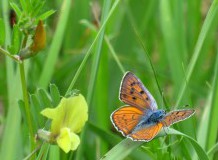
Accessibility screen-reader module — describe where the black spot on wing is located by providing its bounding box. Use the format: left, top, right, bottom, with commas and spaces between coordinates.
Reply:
140, 90, 145, 94
130, 82, 136, 86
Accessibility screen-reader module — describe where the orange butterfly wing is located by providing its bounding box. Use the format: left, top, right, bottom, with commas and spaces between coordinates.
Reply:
128, 122, 163, 141
111, 106, 144, 136
161, 109, 195, 127
120, 72, 157, 111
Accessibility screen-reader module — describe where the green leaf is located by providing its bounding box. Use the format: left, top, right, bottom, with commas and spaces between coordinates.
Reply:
169, 129, 209, 160
197, 49, 218, 159
36, 143, 50, 160
11, 25, 21, 54
49, 84, 61, 106
30, 94, 44, 128
101, 128, 209, 160
88, 122, 121, 145
101, 137, 142, 160
18, 100, 27, 124
89, 123, 152, 160
38, 0, 72, 88
0, 19, 5, 46
30, 93, 43, 110
206, 52, 218, 151
10, 2, 22, 17
64, 0, 121, 94
31, 1, 45, 17
32, 0, 43, 7
49, 145, 60, 160
160, 0, 184, 95
37, 88, 52, 108
208, 142, 218, 156
175, 0, 218, 107
26, 0, 32, 12
19, 0, 28, 13
37, 10, 56, 21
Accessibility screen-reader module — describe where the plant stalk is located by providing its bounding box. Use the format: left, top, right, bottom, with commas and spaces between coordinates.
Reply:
19, 62, 35, 157
0, 47, 21, 63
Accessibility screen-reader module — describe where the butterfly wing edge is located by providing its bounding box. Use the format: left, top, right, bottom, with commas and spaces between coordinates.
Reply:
162, 109, 195, 127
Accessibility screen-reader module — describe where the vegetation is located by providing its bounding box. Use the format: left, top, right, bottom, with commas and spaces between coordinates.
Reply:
0, 0, 218, 159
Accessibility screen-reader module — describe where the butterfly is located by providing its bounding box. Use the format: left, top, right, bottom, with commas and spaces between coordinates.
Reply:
110, 71, 195, 142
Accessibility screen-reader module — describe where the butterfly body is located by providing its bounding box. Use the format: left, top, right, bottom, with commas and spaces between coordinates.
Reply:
133, 109, 165, 131
147, 109, 166, 123
111, 71, 195, 142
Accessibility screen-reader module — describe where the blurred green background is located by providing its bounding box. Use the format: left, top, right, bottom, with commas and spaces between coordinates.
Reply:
0, 0, 218, 159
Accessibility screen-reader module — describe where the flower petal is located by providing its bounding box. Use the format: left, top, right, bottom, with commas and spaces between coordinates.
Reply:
70, 132, 80, 151
56, 127, 80, 153
41, 94, 88, 134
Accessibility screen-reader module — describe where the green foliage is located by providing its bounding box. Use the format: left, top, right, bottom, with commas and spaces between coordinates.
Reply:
0, 19, 5, 46
19, 84, 61, 132
10, 2, 22, 17
36, 10, 56, 21
8, 24, 21, 54
0, 0, 218, 159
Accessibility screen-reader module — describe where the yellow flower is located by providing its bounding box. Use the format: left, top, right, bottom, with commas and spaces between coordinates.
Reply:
39, 94, 88, 153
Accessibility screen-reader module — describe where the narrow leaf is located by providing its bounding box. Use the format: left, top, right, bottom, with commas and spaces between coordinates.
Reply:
31, 2, 45, 17
37, 10, 56, 21
101, 128, 209, 160
37, 88, 52, 107
0, 19, 5, 46
10, 2, 22, 17
49, 84, 61, 106
11, 24, 21, 54
19, 0, 28, 13
36, 143, 50, 160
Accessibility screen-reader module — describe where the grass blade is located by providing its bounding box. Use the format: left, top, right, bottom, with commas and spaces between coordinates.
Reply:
101, 128, 209, 160
160, 1, 185, 95
65, 0, 121, 95
76, 1, 112, 159
175, 0, 218, 107
0, 1, 22, 159
38, 0, 72, 88
206, 51, 218, 153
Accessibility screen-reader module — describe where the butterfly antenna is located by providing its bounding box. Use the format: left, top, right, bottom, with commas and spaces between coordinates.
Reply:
132, 22, 169, 109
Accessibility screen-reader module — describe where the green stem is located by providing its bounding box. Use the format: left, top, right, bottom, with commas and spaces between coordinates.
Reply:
104, 36, 125, 74
19, 62, 35, 156
0, 47, 21, 63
